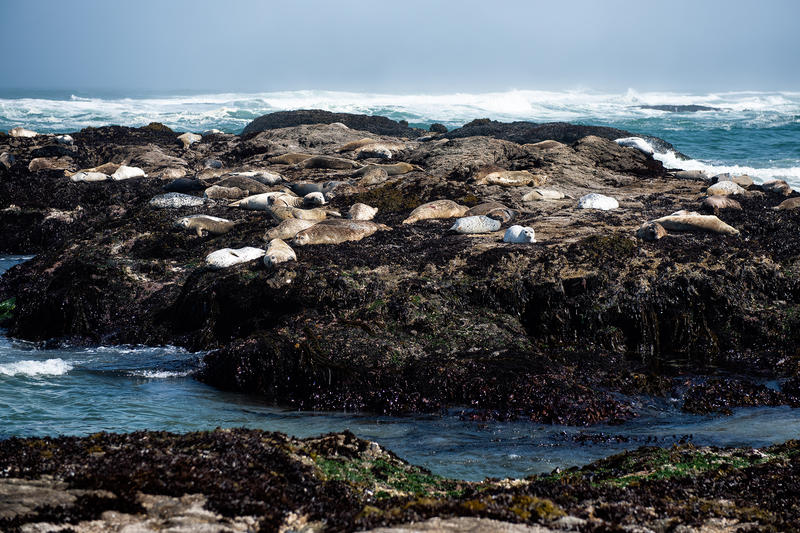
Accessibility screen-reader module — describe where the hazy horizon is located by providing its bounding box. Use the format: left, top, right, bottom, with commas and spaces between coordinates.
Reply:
1, 0, 798, 94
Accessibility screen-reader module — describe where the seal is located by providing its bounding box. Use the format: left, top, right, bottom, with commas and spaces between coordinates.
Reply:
0, 152, 14, 170
674, 170, 708, 180
269, 206, 341, 222
635, 221, 668, 241
522, 189, 566, 201
354, 142, 406, 160
111, 165, 146, 181
294, 155, 361, 170
464, 202, 515, 223
292, 219, 391, 246
204, 185, 249, 200
267, 153, 314, 165
356, 166, 389, 186
9, 127, 37, 138
707, 181, 745, 196
775, 197, 800, 210
227, 170, 283, 185
614, 137, 654, 155
177, 132, 201, 149
165, 177, 207, 193
160, 168, 187, 180
503, 225, 536, 243
232, 192, 290, 211
263, 238, 297, 268
303, 192, 327, 206
206, 246, 264, 269
449, 215, 501, 234
650, 213, 739, 236
174, 215, 236, 237
762, 180, 792, 196
265, 218, 318, 240
149, 192, 205, 208
578, 193, 619, 210
347, 203, 378, 221
29, 157, 72, 172
352, 162, 420, 177
525, 139, 564, 150
402, 200, 469, 224
215, 176, 271, 194
55, 135, 73, 145
477, 170, 546, 187
67, 162, 121, 177
712, 173, 753, 189
335, 138, 376, 153
70, 171, 109, 183
701, 195, 742, 212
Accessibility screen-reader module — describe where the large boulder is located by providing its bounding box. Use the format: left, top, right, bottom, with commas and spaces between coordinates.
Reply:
241, 110, 424, 138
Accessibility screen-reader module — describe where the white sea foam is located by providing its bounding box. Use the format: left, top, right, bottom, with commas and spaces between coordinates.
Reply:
0, 358, 73, 377
127, 369, 192, 379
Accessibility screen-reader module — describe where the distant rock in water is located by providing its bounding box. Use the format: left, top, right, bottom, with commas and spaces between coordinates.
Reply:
444, 118, 679, 153
241, 109, 424, 138
639, 104, 719, 112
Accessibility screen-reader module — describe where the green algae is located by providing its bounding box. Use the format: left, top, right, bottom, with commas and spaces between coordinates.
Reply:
0, 297, 15, 321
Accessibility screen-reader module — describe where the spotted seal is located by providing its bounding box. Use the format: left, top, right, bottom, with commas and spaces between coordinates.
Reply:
578, 193, 619, 210
227, 170, 283, 185
707, 181, 745, 196
269, 206, 341, 222
348, 203, 378, 221
174, 215, 236, 236
464, 202, 516, 223
204, 185, 249, 200
265, 219, 318, 240
650, 213, 739, 236
402, 200, 469, 224
292, 219, 390, 246
267, 153, 314, 165
449, 215, 501, 234
70, 171, 109, 183
354, 142, 406, 160
522, 189, 566, 201
701, 196, 742, 212
232, 192, 290, 211
477, 170, 545, 187
149, 192, 205, 209
206, 247, 264, 269
110, 165, 146, 181
503, 225, 536, 243
215, 176, 271, 194
263, 239, 297, 268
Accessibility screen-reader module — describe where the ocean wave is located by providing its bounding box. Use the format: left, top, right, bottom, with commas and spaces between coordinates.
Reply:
127, 369, 193, 379
0, 358, 73, 377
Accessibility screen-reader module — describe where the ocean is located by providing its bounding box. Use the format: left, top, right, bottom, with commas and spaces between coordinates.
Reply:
1, 88, 799, 187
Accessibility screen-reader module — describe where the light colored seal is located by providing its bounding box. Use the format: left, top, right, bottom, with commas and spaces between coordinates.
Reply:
203, 129, 223, 135
348, 203, 378, 221
635, 221, 668, 241
70, 171, 108, 183
614, 137, 654, 155
267, 153, 314, 165
294, 155, 361, 170
292, 219, 391, 246
177, 132, 201, 149
160, 168, 187, 180
149, 192, 205, 208
356, 166, 389, 186
67, 162, 121, 177
578, 193, 619, 210
335, 138, 376, 153
204, 185, 249, 200
174, 215, 235, 236
29, 157, 72, 172
111, 165, 146, 181
303, 192, 327, 206
707, 181, 745, 196
762, 180, 792, 196
522, 189, 566, 201
674, 170, 708, 180
227, 170, 283, 185
206, 247, 265, 269
232, 192, 288, 211
449, 215, 501, 234
650, 213, 739, 235
55, 135, 73, 145
354, 142, 406, 160
269, 206, 340, 222
9, 127, 37, 138
525, 139, 565, 150
352, 162, 421, 177
402, 200, 469, 224
215, 176, 271, 194
701, 196, 742, 211
265, 219, 318, 240
477, 170, 545, 187
269, 193, 305, 208
263, 239, 297, 268
503, 225, 536, 243
775, 197, 800, 210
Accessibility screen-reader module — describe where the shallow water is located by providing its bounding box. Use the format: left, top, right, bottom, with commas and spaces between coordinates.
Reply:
2, 256, 800, 481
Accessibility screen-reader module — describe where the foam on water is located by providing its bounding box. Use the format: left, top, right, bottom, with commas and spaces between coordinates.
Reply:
0, 358, 73, 377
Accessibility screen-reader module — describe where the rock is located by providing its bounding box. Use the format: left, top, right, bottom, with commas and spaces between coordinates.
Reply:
70, 171, 109, 182
206, 246, 265, 269
242, 110, 423, 137
177, 132, 202, 149
707, 180, 745, 196
636, 221, 667, 241
701, 196, 742, 211
160, 167, 187, 179
0, 152, 14, 170
762, 180, 792, 196
503, 225, 536, 243
429, 123, 448, 133
449, 215, 501, 234
578, 193, 619, 210
205, 159, 224, 169
110, 165, 146, 181
55, 134, 73, 145
712, 173, 753, 189
9, 127, 37, 138
615, 137, 655, 155
149, 192, 205, 208
165, 178, 207, 193
522, 189, 565, 201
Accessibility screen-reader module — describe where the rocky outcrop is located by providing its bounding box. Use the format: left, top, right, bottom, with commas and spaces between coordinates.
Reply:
241, 109, 425, 137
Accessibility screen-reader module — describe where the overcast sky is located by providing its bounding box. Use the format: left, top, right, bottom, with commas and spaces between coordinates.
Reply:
1, 0, 798, 94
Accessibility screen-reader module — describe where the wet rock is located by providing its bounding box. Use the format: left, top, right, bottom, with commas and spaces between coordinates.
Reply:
242, 109, 424, 137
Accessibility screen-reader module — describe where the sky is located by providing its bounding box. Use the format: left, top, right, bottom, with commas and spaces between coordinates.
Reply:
1, 0, 798, 94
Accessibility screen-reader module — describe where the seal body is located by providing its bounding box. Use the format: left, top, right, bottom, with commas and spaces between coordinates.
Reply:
775, 197, 800, 210
762, 180, 792, 196
450, 215, 501, 234
712, 173, 753, 189
0, 152, 14, 170
650, 214, 739, 235
292, 219, 390, 246
614, 137, 654, 155
635, 221, 668, 241
71, 171, 108, 183
707, 181, 745, 196
174, 215, 235, 236
111, 165, 146, 181
266, 219, 318, 240
9, 127, 37, 138
267, 153, 313, 165
348, 203, 378, 221
232, 192, 287, 211
269, 206, 340, 222
161, 168, 187, 180
55, 135, 73, 145
701, 195, 742, 212
526, 140, 564, 150
204, 185, 248, 200
352, 162, 419, 177
294, 155, 360, 170
263, 239, 297, 268
402, 200, 469, 224
335, 138, 376, 153
227, 170, 283, 185
354, 142, 405, 160
674, 170, 708, 180
479, 170, 545, 187
578, 193, 619, 210
503, 225, 536, 243
356, 166, 389, 186
522, 189, 565, 201
206, 247, 264, 269
465, 202, 515, 223
177, 132, 201, 149
215, 176, 271, 194
149, 192, 205, 208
